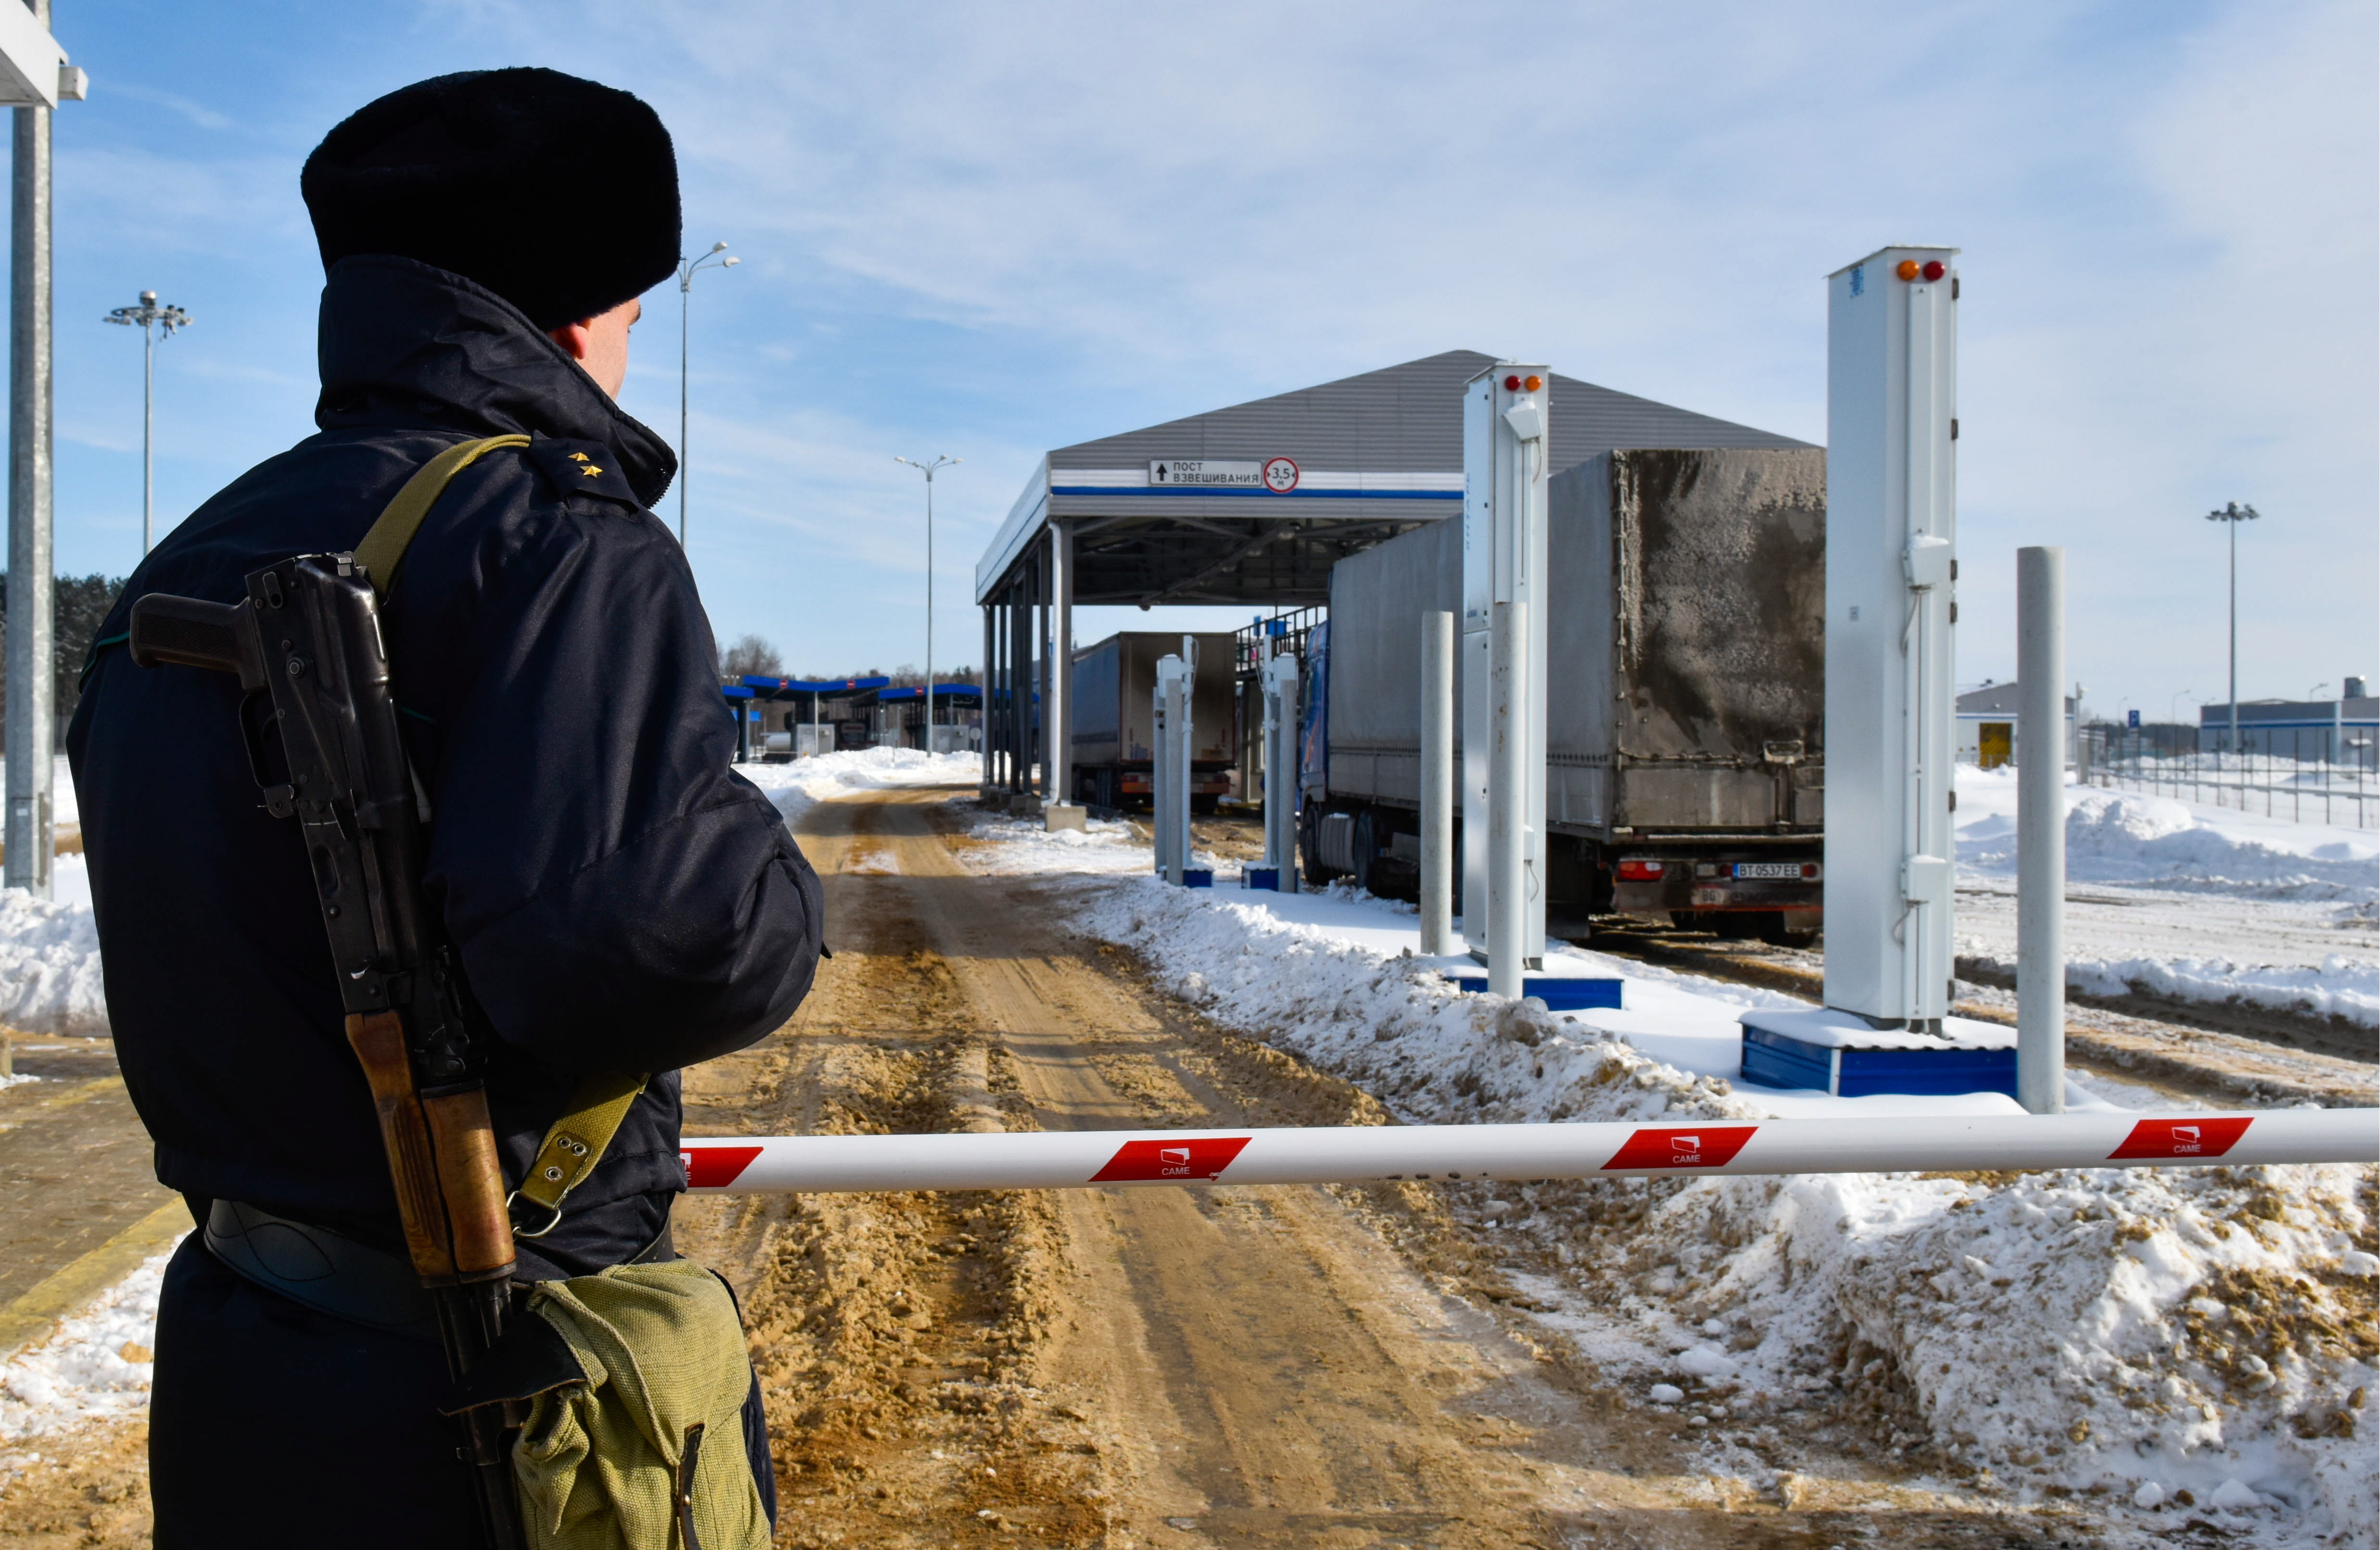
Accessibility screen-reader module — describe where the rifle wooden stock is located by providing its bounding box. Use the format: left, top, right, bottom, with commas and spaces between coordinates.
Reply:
345, 1010, 522, 1284
420, 1086, 514, 1278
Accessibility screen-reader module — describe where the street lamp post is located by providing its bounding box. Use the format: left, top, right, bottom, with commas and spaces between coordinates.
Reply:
102, 289, 190, 557
895, 455, 959, 749
2204, 502, 2259, 756
676, 242, 738, 549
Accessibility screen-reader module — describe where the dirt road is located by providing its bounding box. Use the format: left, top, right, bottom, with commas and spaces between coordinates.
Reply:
678, 786, 2096, 1548
0, 781, 2108, 1546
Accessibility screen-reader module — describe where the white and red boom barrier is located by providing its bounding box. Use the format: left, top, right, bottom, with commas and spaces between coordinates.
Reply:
681, 1109, 2378, 1194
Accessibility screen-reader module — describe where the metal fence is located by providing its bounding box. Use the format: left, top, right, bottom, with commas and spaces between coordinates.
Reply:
2085, 726, 2378, 828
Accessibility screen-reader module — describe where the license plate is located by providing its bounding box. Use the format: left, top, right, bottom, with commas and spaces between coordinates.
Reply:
1734, 862, 1805, 880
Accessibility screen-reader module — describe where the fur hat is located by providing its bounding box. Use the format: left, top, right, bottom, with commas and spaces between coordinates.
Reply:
303, 68, 680, 331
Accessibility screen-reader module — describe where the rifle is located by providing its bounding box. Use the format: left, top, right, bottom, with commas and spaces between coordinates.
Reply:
130, 553, 524, 1549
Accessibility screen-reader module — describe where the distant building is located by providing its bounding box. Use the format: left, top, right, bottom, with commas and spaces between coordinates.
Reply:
1956, 681, 2074, 768
2199, 688, 2378, 765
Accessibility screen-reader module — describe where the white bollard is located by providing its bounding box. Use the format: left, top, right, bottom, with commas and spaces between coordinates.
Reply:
2018, 546, 2067, 1113
1487, 598, 1527, 998
1262, 652, 1301, 893
1421, 609, 1454, 954
682, 1108, 2380, 1194
1153, 652, 1190, 884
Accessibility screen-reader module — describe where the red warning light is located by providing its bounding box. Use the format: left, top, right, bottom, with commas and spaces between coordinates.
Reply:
1921, 260, 1946, 282
1503, 375, 1521, 391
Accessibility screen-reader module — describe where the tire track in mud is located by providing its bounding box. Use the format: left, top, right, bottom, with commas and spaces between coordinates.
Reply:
679, 785, 2104, 1550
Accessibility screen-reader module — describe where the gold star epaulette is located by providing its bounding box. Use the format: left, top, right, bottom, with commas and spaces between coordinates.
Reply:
528, 437, 640, 510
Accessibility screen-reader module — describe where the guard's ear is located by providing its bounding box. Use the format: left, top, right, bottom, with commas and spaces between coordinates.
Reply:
546, 319, 595, 362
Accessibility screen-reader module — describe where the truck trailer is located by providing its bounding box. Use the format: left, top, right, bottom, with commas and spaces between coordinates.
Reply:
1301, 447, 1827, 943
1071, 631, 1239, 810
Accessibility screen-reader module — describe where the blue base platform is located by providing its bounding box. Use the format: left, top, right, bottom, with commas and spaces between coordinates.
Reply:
1737, 1008, 2018, 1098
1441, 971, 1624, 1011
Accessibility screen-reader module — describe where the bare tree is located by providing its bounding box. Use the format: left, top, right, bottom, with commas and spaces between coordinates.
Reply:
722, 634, 783, 678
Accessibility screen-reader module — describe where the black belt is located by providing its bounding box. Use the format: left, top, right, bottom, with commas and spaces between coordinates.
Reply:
202, 1198, 674, 1344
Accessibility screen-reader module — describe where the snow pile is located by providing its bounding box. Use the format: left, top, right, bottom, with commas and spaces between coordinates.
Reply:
0, 1245, 175, 1462
1958, 776, 2380, 902
987, 838, 2377, 1537
0, 874, 107, 1035
736, 747, 980, 828
2061, 953, 2378, 1031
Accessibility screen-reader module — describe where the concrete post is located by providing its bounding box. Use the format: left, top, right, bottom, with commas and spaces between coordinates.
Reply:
1420, 609, 1453, 955
1487, 599, 1526, 999
6, 44, 53, 901
2017, 545, 2066, 1114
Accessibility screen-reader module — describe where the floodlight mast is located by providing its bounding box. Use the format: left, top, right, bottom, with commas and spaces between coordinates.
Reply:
896, 455, 960, 744
2204, 502, 2259, 757
676, 241, 738, 550
102, 289, 191, 556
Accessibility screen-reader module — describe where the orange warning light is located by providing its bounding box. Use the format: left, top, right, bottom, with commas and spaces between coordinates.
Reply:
1502, 375, 1521, 391
1896, 260, 1921, 281
1523, 375, 1543, 392
1922, 260, 1946, 282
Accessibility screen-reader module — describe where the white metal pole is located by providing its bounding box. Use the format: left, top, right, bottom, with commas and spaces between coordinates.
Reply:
1487, 598, 1525, 998
677, 278, 689, 548
2227, 516, 2238, 758
1259, 652, 1297, 890
140, 316, 152, 556
2017, 546, 2067, 1113
924, 466, 933, 747
682, 1107, 2380, 1194
7, 33, 54, 902
1421, 608, 1454, 954
1051, 522, 1072, 802
1153, 655, 1188, 883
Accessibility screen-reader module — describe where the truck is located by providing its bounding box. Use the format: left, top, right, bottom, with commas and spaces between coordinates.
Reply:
1070, 631, 1239, 811
1300, 446, 1827, 944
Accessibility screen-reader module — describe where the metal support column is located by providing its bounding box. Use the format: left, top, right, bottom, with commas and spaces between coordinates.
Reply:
980, 605, 995, 789
1420, 609, 1453, 954
2017, 545, 2066, 1113
1048, 521, 1074, 810
6, 29, 54, 901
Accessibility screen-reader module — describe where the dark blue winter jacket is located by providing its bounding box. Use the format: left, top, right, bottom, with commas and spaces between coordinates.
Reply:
68, 254, 823, 1276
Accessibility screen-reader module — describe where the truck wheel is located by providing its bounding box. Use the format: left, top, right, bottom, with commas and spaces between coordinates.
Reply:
1191, 794, 1219, 816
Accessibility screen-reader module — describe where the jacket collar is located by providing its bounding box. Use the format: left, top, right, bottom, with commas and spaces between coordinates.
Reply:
315, 255, 677, 510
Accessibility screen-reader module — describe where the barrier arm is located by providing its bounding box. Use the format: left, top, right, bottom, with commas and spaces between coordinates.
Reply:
683, 1109, 2379, 1194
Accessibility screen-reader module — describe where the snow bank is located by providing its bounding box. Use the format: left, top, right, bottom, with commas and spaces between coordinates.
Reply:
966, 817, 2378, 1539
0, 861, 106, 1035
1958, 773, 2380, 903
0, 1244, 174, 1467
737, 748, 979, 828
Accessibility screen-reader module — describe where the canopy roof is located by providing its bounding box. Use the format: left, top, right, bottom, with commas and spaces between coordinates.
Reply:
975, 350, 1808, 607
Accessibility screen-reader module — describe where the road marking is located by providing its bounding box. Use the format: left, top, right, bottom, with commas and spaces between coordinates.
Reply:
0, 1074, 126, 1132
0, 1197, 189, 1361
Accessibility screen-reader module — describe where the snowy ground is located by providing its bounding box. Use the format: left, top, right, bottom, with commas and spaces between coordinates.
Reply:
0, 1245, 174, 1482
1954, 768, 2379, 1031
956, 800, 2379, 1544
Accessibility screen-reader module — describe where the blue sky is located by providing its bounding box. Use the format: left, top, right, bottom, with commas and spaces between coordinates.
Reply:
31, 0, 2378, 720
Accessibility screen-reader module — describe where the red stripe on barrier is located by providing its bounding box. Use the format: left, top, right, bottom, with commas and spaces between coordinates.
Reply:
1601, 1125, 1758, 1171
1090, 1136, 1253, 1183
2108, 1117, 2252, 1160
682, 1145, 763, 1188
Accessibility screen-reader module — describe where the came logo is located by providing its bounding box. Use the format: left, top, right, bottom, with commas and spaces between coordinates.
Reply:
1091, 1136, 1253, 1183
1601, 1126, 1758, 1172
2109, 1116, 2251, 1160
